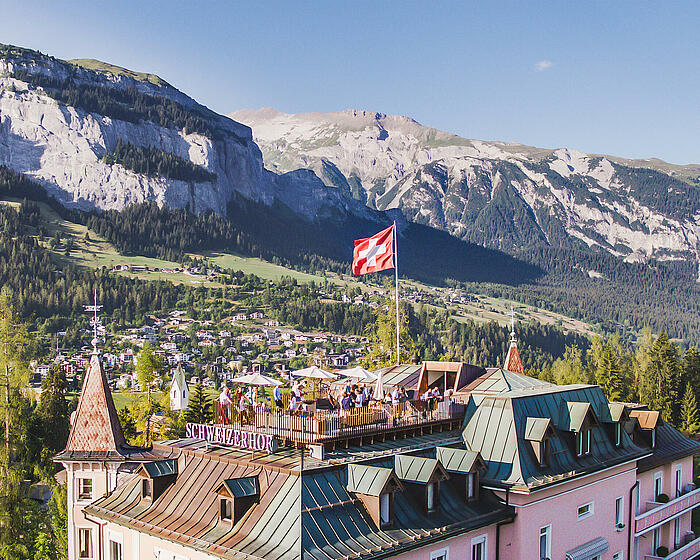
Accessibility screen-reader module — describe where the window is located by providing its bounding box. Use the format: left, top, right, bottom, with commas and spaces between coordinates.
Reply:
471, 535, 486, 560
635, 480, 641, 514
577, 428, 591, 456
426, 482, 436, 513
654, 472, 663, 500
78, 528, 93, 559
142, 478, 152, 499
577, 502, 594, 520
77, 478, 93, 501
675, 466, 682, 498
380, 493, 390, 526
467, 473, 475, 500
612, 554, 623, 560
430, 548, 448, 560
615, 423, 622, 447
220, 498, 232, 522
651, 428, 656, 448
674, 518, 681, 548
615, 496, 624, 528
652, 528, 660, 553
539, 525, 551, 560
109, 540, 123, 560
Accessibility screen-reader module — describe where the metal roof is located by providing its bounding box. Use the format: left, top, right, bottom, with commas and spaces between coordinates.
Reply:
629, 409, 660, 430
566, 536, 609, 560
637, 423, 700, 472
140, 459, 177, 478
557, 402, 595, 432
523, 418, 552, 442
346, 464, 402, 497
462, 385, 649, 490
394, 455, 447, 484
435, 447, 483, 474
219, 476, 260, 499
607, 402, 627, 423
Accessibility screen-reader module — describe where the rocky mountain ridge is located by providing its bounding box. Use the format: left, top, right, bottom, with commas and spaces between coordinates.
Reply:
231, 108, 700, 264
0, 45, 371, 223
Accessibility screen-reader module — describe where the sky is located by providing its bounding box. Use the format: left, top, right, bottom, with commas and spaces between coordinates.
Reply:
1, 1, 699, 164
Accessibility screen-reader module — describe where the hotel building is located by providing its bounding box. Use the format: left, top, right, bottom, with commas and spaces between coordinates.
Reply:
56, 339, 700, 560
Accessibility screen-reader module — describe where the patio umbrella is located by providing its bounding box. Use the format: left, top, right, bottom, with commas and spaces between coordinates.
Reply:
233, 373, 283, 386
292, 366, 337, 380
374, 371, 385, 401
337, 366, 377, 382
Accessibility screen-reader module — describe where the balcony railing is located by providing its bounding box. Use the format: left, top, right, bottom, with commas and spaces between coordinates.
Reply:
636, 486, 700, 535
211, 399, 465, 444
645, 534, 700, 560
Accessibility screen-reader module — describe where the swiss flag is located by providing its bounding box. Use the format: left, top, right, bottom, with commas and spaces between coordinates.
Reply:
352, 225, 395, 275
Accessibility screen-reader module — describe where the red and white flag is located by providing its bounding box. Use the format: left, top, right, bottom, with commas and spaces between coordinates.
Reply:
352, 225, 395, 275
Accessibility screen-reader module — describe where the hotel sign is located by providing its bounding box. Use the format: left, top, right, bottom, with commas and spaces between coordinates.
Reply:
185, 423, 279, 453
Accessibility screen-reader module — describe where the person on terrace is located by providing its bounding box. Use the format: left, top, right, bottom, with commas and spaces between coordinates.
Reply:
218, 386, 232, 424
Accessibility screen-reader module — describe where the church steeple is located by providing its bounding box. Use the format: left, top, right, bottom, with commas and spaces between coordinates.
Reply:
56, 292, 125, 460
504, 305, 525, 374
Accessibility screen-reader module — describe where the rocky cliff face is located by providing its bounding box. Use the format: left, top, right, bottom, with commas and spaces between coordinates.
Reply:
0, 45, 368, 223
231, 108, 700, 263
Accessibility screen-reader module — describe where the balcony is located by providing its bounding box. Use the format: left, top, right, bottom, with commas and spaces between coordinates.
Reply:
636, 486, 700, 536
645, 533, 700, 560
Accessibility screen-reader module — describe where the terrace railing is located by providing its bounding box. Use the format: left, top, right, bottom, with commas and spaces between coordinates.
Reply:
211, 398, 465, 444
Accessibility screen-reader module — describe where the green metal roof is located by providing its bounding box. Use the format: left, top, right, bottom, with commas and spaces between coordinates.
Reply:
394, 455, 447, 484
462, 385, 648, 490
524, 418, 552, 442
435, 447, 482, 474
219, 475, 260, 498
140, 459, 178, 478
346, 464, 402, 497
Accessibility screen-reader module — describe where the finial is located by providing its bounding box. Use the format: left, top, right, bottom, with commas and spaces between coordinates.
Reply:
84, 288, 104, 354
507, 304, 517, 344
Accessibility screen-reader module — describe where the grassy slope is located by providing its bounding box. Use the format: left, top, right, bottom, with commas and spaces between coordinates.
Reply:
1, 198, 598, 338
68, 58, 169, 87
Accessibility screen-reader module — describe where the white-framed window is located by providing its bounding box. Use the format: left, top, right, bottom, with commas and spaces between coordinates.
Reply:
615, 496, 624, 528
674, 518, 681, 549
539, 525, 551, 560
612, 553, 623, 560
654, 472, 663, 500
651, 428, 656, 448
77, 527, 94, 559
471, 534, 487, 560
77, 477, 93, 501
108, 532, 123, 560
427, 482, 436, 512
577, 501, 594, 520
652, 527, 660, 553
430, 547, 448, 560
577, 428, 591, 456
467, 472, 475, 500
675, 465, 683, 498
615, 423, 622, 447
220, 498, 233, 521
380, 493, 390, 526
635, 480, 641, 514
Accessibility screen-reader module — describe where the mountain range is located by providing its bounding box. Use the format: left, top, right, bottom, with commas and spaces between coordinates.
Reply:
0, 43, 698, 342
231, 108, 700, 265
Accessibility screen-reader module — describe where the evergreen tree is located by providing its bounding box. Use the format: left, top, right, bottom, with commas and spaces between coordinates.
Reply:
38, 364, 70, 454
682, 347, 700, 403
679, 383, 700, 436
117, 406, 138, 445
184, 384, 212, 424
48, 483, 67, 560
596, 343, 625, 402
136, 342, 162, 444
644, 332, 681, 424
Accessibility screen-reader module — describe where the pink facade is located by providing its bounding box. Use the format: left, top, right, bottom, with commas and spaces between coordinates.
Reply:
393, 527, 498, 560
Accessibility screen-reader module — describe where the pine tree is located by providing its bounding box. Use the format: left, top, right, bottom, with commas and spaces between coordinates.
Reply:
644, 332, 681, 424
682, 347, 700, 403
680, 383, 700, 436
596, 343, 625, 402
117, 406, 138, 445
38, 364, 70, 453
136, 342, 162, 443
184, 384, 212, 424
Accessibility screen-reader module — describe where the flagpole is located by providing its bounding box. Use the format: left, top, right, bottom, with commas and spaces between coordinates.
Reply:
393, 221, 400, 366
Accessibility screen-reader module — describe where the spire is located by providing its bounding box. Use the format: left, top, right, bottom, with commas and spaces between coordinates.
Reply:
56, 293, 125, 461
504, 305, 525, 375
171, 363, 186, 390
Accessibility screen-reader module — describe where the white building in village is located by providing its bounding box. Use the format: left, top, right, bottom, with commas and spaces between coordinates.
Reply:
169, 364, 189, 411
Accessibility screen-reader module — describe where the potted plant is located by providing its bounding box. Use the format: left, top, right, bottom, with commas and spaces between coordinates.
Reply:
657, 493, 670, 503
656, 545, 669, 557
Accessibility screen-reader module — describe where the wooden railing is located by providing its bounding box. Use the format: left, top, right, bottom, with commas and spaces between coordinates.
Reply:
211, 398, 465, 443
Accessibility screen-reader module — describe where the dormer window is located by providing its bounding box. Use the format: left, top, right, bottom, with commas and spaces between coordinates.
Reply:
220, 497, 233, 522
523, 418, 555, 468
435, 447, 485, 503
346, 464, 403, 529
427, 482, 437, 513
215, 476, 260, 526
577, 428, 591, 456
142, 478, 152, 500
467, 473, 476, 500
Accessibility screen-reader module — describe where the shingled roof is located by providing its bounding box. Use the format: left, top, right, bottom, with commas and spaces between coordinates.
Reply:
504, 341, 525, 375
56, 352, 126, 461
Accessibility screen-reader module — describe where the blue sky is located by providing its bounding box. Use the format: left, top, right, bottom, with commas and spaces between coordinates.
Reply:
2, 1, 699, 164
